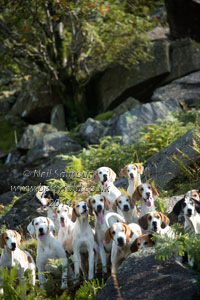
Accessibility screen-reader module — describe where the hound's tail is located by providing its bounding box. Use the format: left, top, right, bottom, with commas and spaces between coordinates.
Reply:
105, 212, 125, 228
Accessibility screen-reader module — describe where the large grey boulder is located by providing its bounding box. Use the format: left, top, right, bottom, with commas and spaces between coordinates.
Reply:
96, 39, 170, 111
96, 249, 199, 300
112, 97, 140, 116
143, 128, 198, 189
165, 0, 200, 42
79, 118, 109, 145
162, 39, 200, 84
152, 71, 200, 105
11, 76, 60, 123
17, 123, 57, 150
108, 99, 182, 144
27, 131, 81, 164
50, 104, 66, 131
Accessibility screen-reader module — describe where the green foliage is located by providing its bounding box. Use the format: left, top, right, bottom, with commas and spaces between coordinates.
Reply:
154, 198, 168, 215
170, 125, 200, 183
94, 111, 114, 121
135, 114, 194, 161
74, 279, 104, 300
154, 224, 200, 271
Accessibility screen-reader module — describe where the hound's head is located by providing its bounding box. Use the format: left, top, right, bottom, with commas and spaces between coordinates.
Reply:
27, 216, 55, 241
91, 167, 116, 187
183, 191, 200, 218
112, 194, 136, 213
40, 190, 59, 208
72, 201, 88, 222
0, 230, 21, 251
173, 190, 200, 218
120, 163, 143, 181
104, 222, 134, 247
87, 195, 110, 224
139, 211, 169, 233
130, 234, 154, 252
54, 203, 72, 228
132, 183, 159, 208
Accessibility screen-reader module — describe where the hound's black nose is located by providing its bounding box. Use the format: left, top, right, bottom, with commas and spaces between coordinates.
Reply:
146, 192, 150, 197
103, 174, 108, 181
187, 208, 192, 216
60, 217, 64, 222
117, 237, 124, 246
152, 221, 157, 228
123, 205, 129, 211
11, 242, 16, 250
130, 173, 134, 179
39, 228, 44, 233
97, 205, 102, 212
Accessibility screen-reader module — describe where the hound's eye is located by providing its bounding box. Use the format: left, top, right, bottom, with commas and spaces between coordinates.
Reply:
77, 205, 80, 208
64, 209, 68, 212
5, 237, 9, 240
137, 242, 140, 246
126, 199, 129, 202
193, 194, 197, 197
140, 188, 144, 191
156, 216, 160, 219
144, 242, 148, 245
35, 222, 38, 226
128, 170, 130, 172
57, 210, 60, 213
99, 171, 102, 174
100, 198, 103, 202
148, 216, 152, 221
119, 201, 121, 204
134, 167, 136, 170
92, 200, 96, 204
183, 203, 186, 207
112, 231, 115, 235
148, 185, 151, 189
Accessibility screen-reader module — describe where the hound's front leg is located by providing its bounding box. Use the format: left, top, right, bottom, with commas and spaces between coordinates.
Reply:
61, 257, 68, 290
73, 249, 81, 280
99, 246, 107, 274
88, 246, 94, 280
37, 263, 46, 289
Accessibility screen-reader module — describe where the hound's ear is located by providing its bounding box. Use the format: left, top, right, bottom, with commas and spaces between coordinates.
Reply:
139, 214, 149, 230
151, 186, 159, 199
159, 212, 170, 229
91, 171, 99, 184
129, 195, 136, 209
0, 233, 6, 248
120, 166, 128, 178
112, 199, 119, 212
52, 207, 57, 218
87, 198, 94, 215
172, 198, 184, 216
194, 199, 200, 214
135, 163, 144, 174
132, 186, 142, 202
13, 230, 21, 246
108, 168, 116, 183
123, 223, 133, 243
47, 218, 55, 232
72, 207, 79, 222
104, 228, 112, 244
130, 238, 138, 253
102, 196, 110, 211
27, 219, 35, 236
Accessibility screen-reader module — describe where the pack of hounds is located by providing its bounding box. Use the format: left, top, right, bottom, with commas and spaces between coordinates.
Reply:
0, 164, 200, 292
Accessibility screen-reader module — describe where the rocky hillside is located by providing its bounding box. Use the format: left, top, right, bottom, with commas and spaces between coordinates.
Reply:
0, 1, 200, 299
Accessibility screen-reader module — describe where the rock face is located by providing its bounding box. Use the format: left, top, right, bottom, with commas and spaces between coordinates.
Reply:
96, 39, 170, 111
17, 123, 57, 150
27, 131, 82, 164
108, 98, 182, 144
96, 249, 199, 300
152, 70, 200, 104
143, 128, 198, 189
0, 192, 43, 235
112, 97, 140, 116
165, 0, 200, 42
11, 76, 60, 123
79, 118, 108, 145
50, 104, 66, 131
